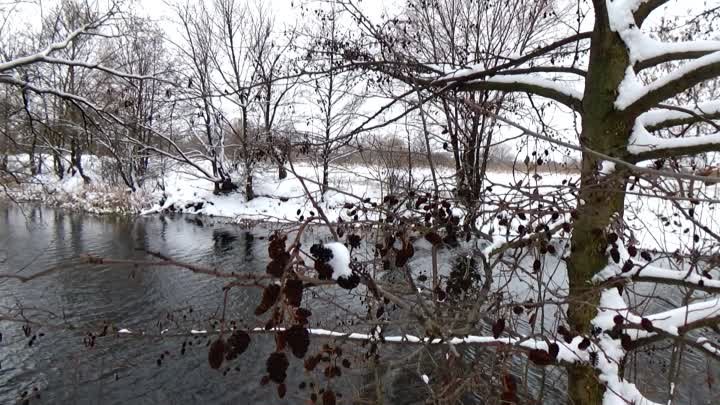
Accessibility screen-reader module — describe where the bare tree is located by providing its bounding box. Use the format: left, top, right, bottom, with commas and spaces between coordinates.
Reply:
302, 4, 365, 200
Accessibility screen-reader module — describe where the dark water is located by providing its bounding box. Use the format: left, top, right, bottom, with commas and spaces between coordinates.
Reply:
0, 205, 346, 405
0, 205, 717, 405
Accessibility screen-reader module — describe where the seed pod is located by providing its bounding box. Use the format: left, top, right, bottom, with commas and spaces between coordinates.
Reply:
286, 325, 310, 359
208, 338, 226, 369
610, 248, 620, 263
275, 331, 287, 351
492, 318, 506, 339
268, 234, 288, 260
425, 232, 442, 245
640, 251, 652, 261
295, 308, 312, 324
266, 352, 289, 383
322, 390, 336, 405
578, 338, 591, 350
277, 383, 287, 398
627, 245, 638, 257
348, 234, 362, 248
304, 354, 321, 371
641, 318, 653, 331
613, 315, 624, 325
621, 260, 634, 272
226, 330, 251, 360
528, 349, 553, 365
621, 334, 633, 351
532, 259, 541, 273
255, 284, 281, 316
337, 273, 360, 290
283, 279, 303, 307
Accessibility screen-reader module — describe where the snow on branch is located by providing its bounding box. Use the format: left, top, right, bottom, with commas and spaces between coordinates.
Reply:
607, 0, 720, 66
444, 73, 583, 110
608, 1, 720, 114
626, 117, 720, 159
616, 51, 720, 112
595, 279, 720, 341
599, 262, 720, 294
592, 289, 664, 405
0, 11, 114, 73
641, 101, 720, 131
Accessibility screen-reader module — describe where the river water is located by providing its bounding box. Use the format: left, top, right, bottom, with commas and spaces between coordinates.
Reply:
0, 205, 717, 404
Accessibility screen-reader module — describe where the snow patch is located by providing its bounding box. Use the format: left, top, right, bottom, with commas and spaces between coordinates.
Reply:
325, 242, 352, 280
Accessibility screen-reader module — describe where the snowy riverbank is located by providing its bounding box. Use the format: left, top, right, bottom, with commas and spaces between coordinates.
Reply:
3, 154, 719, 253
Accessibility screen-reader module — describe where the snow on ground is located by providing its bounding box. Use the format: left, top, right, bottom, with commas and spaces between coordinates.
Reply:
3, 154, 720, 253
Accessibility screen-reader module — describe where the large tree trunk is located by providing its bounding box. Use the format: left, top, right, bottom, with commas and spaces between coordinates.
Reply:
565, 4, 632, 404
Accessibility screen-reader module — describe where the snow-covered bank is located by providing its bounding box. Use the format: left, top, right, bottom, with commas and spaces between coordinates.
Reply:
3, 155, 152, 214
3, 154, 719, 253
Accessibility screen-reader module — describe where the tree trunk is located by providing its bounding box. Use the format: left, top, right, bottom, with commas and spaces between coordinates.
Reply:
565, 4, 633, 404
321, 158, 329, 202
245, 173, 254, 201
278, 164, 287, 180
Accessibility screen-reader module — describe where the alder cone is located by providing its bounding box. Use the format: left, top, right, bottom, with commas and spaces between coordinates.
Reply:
286, 325, 310, 359
641, 318, 654, 331
255, 284, 281, 315
275, 331, 287, 351
283, 279, 303, 307
492, 318, 506, 339
425, 232, 442, 245
315, 261, 334, 280
268, 234, 288, 259
578, 338, 591, 350
337, 273, 360, 290
628, 245, 638, 257
501, 374, 518, 404
226, 330, 251, 360
348, 234, 362, 248
295, 307, 312, 324
277, 383, 287, 399
621, 333, 633, 351
528, 349, 553, 366
395, 245, 413, 267
304, 354, 321, 371
208, 338, 226, 369
621, 260, 634, 272
266, 259, 286, 277
266, 352, 289, 383
322, 389, 337, 405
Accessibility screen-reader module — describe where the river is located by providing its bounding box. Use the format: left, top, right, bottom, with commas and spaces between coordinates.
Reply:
0, 205, 716, 404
